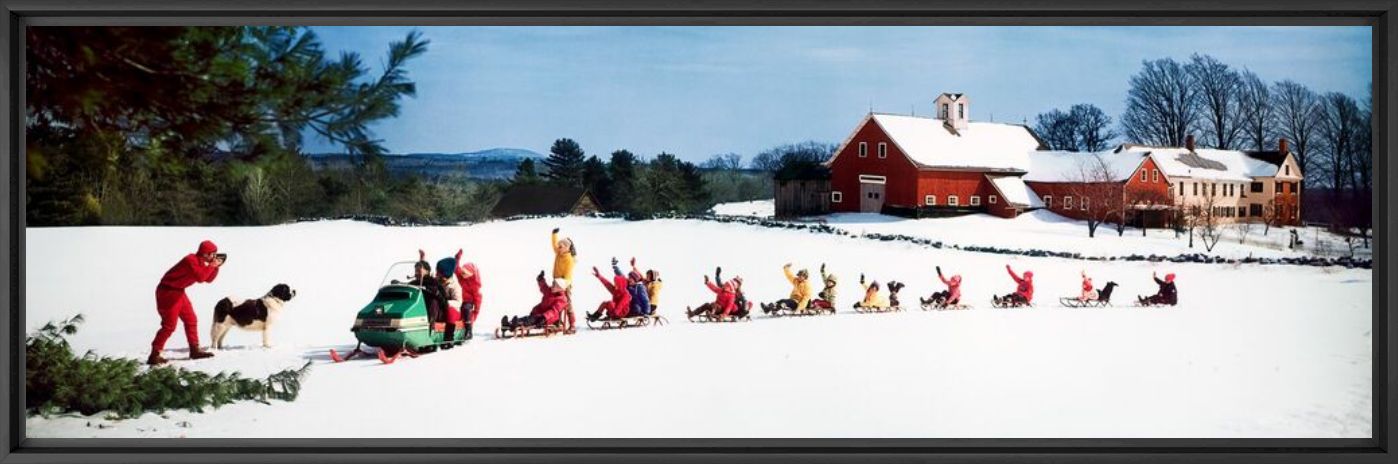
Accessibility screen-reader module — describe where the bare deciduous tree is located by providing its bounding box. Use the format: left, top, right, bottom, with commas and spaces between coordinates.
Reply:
1237, 70, 1275, 151
1122, 58, 1201, 147
1195, 193, 1224, 253
1064, 153, 1124, 237
1271, 80, 1321, 182
1186, 54, 1245, 149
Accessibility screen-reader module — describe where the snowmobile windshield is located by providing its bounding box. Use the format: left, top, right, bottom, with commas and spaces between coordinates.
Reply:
380, 261, 426, 287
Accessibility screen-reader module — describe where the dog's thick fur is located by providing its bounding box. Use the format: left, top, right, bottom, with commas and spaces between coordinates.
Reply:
211, 284, 296, 350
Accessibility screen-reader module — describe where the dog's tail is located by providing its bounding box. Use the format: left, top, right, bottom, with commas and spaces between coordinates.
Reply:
213, 298, 233, 323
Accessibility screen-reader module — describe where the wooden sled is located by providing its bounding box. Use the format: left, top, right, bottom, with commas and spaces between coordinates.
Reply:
586, 314, 668, 330
1059, 297, 1112, 308
686, 312, 752, 323
920, 302, 972, 311
495, 322, 575, 339
766, 306, 837, 317
990, 297, 1034, 309
853, 304, 902, 313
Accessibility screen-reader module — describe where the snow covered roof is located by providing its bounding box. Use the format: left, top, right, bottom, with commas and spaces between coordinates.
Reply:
1121, 146, 1280, 181
1023, 150, 1148, 183
835, 114, 1043, 172
986, 174, 1045, 208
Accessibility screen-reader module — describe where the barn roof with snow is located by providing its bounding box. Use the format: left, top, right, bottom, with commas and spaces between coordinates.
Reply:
1024, 150, 1149, 183
828, 113, 1045, 172
1024, 144, 1291, 183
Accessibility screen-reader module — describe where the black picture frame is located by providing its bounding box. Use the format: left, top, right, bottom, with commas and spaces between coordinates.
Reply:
1, 1, 1393, 462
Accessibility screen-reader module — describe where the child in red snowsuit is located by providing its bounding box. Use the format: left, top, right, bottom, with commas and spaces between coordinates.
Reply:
995, 264, 1034, 307
451, 249, 483, 327
689, 266, 741, 318
503, 271, 570, 329
149, 240, 224, 365
923, 266, 962, 308
587, 259, 633, 321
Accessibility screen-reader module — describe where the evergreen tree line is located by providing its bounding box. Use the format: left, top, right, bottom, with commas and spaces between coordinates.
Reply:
513, 138, 819, 215
24, 26, 512, 226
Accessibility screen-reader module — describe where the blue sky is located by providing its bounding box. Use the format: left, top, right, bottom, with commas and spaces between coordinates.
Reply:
307, 26, 1372, 162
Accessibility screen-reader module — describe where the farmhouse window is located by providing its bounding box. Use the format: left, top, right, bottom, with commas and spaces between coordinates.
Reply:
1043, 196, 1053, 208
1238, 207, 1247, 217
958, 103, 965, 119
1251, 182, 1263, 193
1179, 182, 1184, 196
1211, 183, 1217, 196
1152, 170, 1159, 183
1250, 204, 1262, 216
1140, 170, 1147, 182
940, 103, 949, 119
1064, 196, 1074, 210
1286, 165, 1291, 176
925, 195, 936, 206
948, 195, 960, 207
970, 195, 981, 206
1193, 183, 1198, 195
1081, 197, 1089, 210
858, 142, 868, 158
877, 143, 888, 159
832, 191, 843, 203
989, 195, 997, 204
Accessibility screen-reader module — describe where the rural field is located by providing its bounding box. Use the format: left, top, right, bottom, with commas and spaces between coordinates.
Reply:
24, 209, 1372, 438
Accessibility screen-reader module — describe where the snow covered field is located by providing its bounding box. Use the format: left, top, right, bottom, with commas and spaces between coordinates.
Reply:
711, 199, 1370, 260
24, 216, 1371, 438
709, 199, 776, 217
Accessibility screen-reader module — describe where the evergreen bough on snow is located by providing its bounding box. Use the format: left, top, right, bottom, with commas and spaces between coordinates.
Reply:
26, 315, 312, 419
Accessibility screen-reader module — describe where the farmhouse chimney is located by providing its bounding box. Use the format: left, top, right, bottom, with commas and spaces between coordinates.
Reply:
1278, 138, 1289, 154
934, 93, 969, 132
1185, 134, 1196, 152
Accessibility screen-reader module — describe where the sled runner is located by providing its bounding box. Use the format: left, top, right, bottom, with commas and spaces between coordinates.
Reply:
687, 313, 752, 323
495, 321, 575, 339
332, 262, 471, 364
1058, 297, 1111, 308
989, 296, 1034, 309
920, 302, 971, 311
853, 304, 902, 313
766, 306, 836, 317
586, 314, 668, 330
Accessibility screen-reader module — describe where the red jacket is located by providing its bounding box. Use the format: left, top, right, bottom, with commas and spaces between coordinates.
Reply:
596, 271, 632, 319
454, 251, 482, 307
706, 280, 738, 316
158, 254, 219, 290
938, 273, 962, 303
1007, 266, 1034, 301
530, 277, 569, 325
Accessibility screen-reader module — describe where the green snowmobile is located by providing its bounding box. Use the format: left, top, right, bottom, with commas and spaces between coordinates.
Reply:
329, 262, 469, 364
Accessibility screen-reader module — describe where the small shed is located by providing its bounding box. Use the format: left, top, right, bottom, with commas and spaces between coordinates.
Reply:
773, 164, 831, 219
490, 184, 601, 217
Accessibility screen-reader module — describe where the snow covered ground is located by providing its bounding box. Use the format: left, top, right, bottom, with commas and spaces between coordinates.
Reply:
24, 217, 1371, 438
709, 199, 775, 218
708, 200, 1370, 260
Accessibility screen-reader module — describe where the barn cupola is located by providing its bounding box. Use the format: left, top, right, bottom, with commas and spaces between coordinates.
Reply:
934, 92, 970, 133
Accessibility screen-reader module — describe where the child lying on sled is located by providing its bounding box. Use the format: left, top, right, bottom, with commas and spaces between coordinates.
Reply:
501, 271, 571, 330
922, 266, 962, 308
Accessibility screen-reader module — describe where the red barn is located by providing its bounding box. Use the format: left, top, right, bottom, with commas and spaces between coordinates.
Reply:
824, 94, 1047, 218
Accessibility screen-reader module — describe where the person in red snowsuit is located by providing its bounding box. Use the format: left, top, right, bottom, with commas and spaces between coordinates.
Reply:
451, 249, 483, 327
149, 240, 224, 365
586, 259, 632, 322
995, 264, 1034, 307
502, 271, 570, 329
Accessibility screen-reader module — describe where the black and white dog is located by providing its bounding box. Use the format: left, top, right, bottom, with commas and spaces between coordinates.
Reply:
211, 284, 296, 350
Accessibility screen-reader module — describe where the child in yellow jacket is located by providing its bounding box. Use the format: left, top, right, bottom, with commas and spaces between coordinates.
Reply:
550, 228, 576, 288
761, 263, 812, 314
854, 273, 890, 309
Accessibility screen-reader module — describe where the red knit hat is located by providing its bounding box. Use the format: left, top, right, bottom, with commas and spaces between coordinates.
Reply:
197, 240, 218, 255
1165, 273, 1176, 283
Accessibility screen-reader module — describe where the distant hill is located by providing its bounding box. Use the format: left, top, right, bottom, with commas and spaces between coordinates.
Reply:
306, 148, 544, 180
